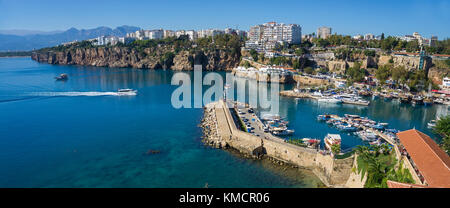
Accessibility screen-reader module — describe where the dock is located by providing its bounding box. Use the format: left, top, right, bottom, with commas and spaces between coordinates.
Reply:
201, 100, 356, 187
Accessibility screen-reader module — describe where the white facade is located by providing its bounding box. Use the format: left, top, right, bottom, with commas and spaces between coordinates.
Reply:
317, 27, 332, 39
442, 77, 450, 89
364, 33, 375, 40
352, 34, 363, 40
163, 30, 175, 38
246, 22, 301, 51
399, 32, 433, 47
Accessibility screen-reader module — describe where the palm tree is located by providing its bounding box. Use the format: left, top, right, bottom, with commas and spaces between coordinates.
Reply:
433, 115, 450, 154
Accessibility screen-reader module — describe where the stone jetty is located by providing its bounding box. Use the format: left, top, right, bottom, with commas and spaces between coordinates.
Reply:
200, 100, 359, 187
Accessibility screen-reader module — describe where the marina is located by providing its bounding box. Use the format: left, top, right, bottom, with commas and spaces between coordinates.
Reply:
0, 58, 447, 188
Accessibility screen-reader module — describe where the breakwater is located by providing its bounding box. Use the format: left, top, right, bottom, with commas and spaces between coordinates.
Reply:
201, 100, 356, 187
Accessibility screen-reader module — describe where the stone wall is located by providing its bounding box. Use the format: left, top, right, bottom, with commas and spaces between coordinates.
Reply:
293, 75, 332, 86
217, 101, 354, 187
378, 55, 432, 71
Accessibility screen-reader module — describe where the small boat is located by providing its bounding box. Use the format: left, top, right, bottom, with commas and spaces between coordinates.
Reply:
55, 73, 68, 81
318, 97, 343, 104
356, 130, 378, 141
399, 95, 411, 104
372, 92, 380, 99
412, 95, 424, 105
371, 124, 385, 130
117, 88, 137, 96
427, 120, 437, 129
337, 125, 358, 132
423, 98, 433, 106
272, 129, 294, 136
317, 114, 331, 121
434, 98, 445, 104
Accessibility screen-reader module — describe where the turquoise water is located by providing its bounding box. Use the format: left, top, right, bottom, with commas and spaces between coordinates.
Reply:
0, 57, 323, 188
0, 57, 447, 187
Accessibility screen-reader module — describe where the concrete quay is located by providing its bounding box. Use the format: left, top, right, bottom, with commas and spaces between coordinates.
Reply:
201, 100, 358, 187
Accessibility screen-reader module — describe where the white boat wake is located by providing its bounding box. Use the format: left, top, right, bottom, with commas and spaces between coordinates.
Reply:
29, 91, 136, 97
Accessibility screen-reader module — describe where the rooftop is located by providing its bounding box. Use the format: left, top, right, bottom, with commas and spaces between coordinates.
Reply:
386, 180, 428, 188
396, 129, 450, 188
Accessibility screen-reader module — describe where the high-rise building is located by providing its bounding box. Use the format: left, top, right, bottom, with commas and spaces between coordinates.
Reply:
317, 27, 332, 39
430, 36, 438, 47
364, 33, 375, 40
163, 30, 175, 38
246, 22, 301, 51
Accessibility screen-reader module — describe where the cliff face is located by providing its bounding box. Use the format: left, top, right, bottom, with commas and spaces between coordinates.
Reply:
31, 46, 241, 71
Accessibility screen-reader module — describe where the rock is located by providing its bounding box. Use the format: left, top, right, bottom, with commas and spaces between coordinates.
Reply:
31, 46, 240, 71
145, 150, 161, 155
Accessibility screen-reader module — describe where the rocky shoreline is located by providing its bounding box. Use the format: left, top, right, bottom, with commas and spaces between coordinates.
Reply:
199, 103, 326, 187
31, 46, 241, 71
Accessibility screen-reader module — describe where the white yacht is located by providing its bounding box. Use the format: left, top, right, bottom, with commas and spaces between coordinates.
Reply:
117, 89, 137, 96
318, 97, 343, 104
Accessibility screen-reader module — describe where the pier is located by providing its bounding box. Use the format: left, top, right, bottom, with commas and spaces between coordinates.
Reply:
201, 100, 357, 187
280, 90, 370, 106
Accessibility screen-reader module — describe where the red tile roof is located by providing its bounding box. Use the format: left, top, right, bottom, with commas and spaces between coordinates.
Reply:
397, 129, 450, 188
387, 180, 428, 188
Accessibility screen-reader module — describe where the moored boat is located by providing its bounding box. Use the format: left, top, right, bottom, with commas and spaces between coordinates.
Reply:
318, 97, 342, 104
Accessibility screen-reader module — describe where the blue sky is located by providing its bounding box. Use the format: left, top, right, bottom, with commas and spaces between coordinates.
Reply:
0, 0, 449, 38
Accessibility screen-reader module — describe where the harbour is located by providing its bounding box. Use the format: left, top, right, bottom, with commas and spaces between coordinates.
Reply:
0, 57, 447, 188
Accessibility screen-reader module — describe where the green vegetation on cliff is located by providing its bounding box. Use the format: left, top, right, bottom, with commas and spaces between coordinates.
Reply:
0, 51, 32, 57
355, 145, 414, 188
311, 34, 450, 54
434, 115, 450, 155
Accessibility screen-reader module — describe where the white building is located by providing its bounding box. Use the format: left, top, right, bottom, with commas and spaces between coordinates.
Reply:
442, 77, 450, 90
352, 34, 363, 40
164, 30, 175, 38
95, 36, 120, 46
198, 29, 225, 38
364, 33, 375, 40
246, 22, 301, 51
149, 29, 164, 40
317, 27, 332, 39
399, 32, 433, 47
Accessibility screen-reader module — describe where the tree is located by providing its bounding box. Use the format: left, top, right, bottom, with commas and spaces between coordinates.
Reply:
249, 49, 258, 62
434, 115, 450, 154
376, 64, 392, 86
241, 61, 252, 68
303, 66, 314, 74
331, 144, 341, 155
391, 66, 408, 87
346, 62, 367, 84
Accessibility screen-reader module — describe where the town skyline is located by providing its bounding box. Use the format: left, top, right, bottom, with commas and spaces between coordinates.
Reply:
0, 0, 449, 38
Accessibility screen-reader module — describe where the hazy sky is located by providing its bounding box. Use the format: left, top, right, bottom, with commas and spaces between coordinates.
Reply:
0, 0, 449, 38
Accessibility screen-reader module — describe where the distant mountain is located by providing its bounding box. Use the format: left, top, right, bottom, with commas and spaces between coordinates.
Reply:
0, 25, 141, 51
0, 29, 63, 36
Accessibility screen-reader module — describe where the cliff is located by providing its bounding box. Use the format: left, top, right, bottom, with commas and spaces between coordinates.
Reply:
31, 46, 241, 71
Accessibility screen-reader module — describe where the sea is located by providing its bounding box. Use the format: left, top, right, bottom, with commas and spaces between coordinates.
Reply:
0, 57, 447, 187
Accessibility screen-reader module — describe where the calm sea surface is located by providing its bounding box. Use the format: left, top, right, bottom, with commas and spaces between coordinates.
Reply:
0, 57, 447, 187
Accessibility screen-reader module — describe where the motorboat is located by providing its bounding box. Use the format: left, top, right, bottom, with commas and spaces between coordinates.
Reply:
356, 130, 378, 141
55, 73, 68, 81
117, 88, 137, 96
412, 95, 424, 105
423, 98, 433, 106
272, 129, 294, 136
427, 120, 437, 129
